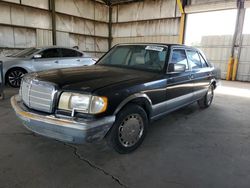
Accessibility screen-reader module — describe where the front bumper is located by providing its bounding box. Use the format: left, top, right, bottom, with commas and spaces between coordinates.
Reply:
11, 95, 115, 144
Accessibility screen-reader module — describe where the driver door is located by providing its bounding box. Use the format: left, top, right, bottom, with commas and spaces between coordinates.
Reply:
165, 48, 194, 111
33, 48, 62, 71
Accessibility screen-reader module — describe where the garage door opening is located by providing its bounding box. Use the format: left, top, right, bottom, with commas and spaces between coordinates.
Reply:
184, 10, 237, 79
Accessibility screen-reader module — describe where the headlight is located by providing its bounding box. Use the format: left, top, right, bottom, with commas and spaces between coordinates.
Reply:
58, 92, 108, 115
90, 96, 108, 114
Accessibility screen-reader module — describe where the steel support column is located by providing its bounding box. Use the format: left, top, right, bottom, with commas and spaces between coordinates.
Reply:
108, 5, 112, 49
226, 0, 245, 80
177, 0, 187, 44
232, 0, 245, 80
51, 0, 57, 45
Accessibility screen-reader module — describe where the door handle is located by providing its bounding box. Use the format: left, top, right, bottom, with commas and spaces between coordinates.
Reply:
54, 60, 59, 63
76, 59, 80, 62
189, 74, 194, 79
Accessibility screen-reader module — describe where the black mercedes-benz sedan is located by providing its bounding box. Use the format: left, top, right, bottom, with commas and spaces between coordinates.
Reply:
11, 43, 217, 153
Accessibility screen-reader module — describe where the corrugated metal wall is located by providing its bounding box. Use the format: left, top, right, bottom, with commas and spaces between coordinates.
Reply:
111, 0, 181, 46
238, 35, 250, 81
55, 0, 109, 57
0, 0, 109, 57
0, 0, 50, 51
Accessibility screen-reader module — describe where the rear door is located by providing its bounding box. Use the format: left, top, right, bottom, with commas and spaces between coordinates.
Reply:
165, 47, 194, 111
59, 48, 90, 68
186, 49, 211, 100
33, 48, 62, 71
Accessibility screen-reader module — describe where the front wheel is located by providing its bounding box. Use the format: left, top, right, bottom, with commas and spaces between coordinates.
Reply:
198, 84, 214, 108
106, 104, 148, 154
6, 68, 26, 88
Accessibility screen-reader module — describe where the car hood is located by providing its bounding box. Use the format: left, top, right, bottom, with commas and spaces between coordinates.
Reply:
0, 56, 27, 63
34, 65, 158, 93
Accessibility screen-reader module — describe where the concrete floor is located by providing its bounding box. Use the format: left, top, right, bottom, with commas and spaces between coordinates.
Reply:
0, 81, 250, 188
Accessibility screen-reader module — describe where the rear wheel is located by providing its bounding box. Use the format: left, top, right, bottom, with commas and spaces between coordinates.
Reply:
198, 84, 214, 108
106, 104, 148, 154
6, 68, 26, 88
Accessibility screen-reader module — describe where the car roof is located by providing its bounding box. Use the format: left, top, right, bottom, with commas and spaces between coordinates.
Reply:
114, 43, 198, 50
36, 46, 83, 52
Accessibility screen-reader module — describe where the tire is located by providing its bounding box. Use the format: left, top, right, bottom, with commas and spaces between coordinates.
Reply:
106, 104, 148, 154
6, 68, 26, 88
198, 84, 214, 108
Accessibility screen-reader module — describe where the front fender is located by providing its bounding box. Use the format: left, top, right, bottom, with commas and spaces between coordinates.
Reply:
114, 93, 153, 115
4, 60, 34, 75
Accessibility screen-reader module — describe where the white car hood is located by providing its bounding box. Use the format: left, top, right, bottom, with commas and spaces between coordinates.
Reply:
0, 56, 26, 63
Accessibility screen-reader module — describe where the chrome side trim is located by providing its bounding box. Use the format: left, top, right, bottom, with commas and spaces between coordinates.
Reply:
114, 88, 208, 119
151, 99, 197, 121
151, 88, 208, 119
114, 93, 152, 115
152, 92, 193, 116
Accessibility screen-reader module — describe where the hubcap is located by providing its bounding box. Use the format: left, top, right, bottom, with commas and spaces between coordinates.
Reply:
118, 114, 144, 147
206, 86, 214, 105
8, 70, 24, 87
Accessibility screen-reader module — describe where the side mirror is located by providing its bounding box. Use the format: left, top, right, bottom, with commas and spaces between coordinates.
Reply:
168, 63, 186, 73
33, 54, 42, 59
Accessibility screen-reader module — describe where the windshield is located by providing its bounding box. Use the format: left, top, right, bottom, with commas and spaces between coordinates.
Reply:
97, 45, 168, 72
8, 48, 40, 58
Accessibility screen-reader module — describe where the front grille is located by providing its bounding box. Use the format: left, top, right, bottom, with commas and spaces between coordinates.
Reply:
20, 76, 57, 113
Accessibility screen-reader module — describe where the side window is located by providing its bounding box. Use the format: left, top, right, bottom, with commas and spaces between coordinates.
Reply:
61, 49, 81, 57
186, 50, 202, 69
40, 49, 61, 58
76, 51, 83, 57
143, 50, 167, 69
199, 53, 209, 67
169, 49, 189, 70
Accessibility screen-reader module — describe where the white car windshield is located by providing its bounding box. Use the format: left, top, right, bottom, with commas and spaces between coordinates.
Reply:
97, 45, 168, 72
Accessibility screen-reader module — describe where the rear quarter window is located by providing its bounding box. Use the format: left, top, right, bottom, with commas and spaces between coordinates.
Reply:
186, 50, 202, 69
40, 49, 61, 58
199, 53, 209, 67
61, 49, 82, 57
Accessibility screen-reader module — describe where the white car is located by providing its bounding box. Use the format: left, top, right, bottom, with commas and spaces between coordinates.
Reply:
1, 46, 97, 87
